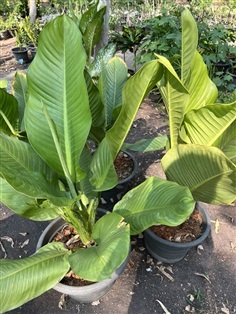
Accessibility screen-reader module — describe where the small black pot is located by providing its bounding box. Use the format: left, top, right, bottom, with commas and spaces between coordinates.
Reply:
1, 30, 12, 40
37, 210, 130, 303
28, 46, 37, 59
144, 202, 211, 263
100, 151, 138, 208
11, 47, 29, 64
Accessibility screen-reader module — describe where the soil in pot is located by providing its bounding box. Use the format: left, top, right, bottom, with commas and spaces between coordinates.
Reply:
150, 208, 202, 243
100, 151, 137, 208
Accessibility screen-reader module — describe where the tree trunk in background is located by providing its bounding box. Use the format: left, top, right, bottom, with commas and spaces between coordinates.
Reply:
95, 0, 110, 54
29, 0, 37, 22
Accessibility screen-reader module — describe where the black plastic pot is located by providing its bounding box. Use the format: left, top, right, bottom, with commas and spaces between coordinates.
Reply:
28, 46, 37, 59
1, 30, 12, 40
100, 151, 138, 208
37, 210, 130, 303
144, 202, 211, 263
11, 47, 29, 64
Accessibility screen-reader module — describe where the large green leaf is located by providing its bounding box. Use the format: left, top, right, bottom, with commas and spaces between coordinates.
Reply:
25, 15, 91, 183
79, 1, 98, 34
212, 120, 236, 164
182, 103, 236, 146
0, 133, 71, 206
162, 144, 236, 204
88, 43, 116, 78
12, 71, 27, 129
181, 9, 198, 85
90, 60, 163, 189
98, 57, 128, 128
85, 70, 104, 128
0, 242, 70, 313
0, 177, 60, 220
156, 54, 189, 148
83, 17, 103, 58
69, 212, 130, 281
185, 51, 218, 112
122, 135, 168, 152
0, 88, 18, 134
114, 177, 195, 235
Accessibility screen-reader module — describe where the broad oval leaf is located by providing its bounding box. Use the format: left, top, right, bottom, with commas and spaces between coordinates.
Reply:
0, 177, 60, 220
114, 177, 195, 235
98, 57, 128, 128
182, 103, 236, 146
25, 15, 91, 183
0, 88, 18, 134
162, 144, 236, 204
12, 71, 27, 130
122, 135, 168, 152
0, 133, 71, 206
69, 212, 130, 281
181, 9, 198, 84
90, 59, 163, 189
155, 54, 189, 148
0, 242, 70, 313
212, 120, 236, 164
185, 51, 218, 112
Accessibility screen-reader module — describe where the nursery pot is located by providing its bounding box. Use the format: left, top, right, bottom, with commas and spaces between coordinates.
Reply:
144, 202, 211, 264
11, 47, 29, 64
100, 151, 138, 207
37, 210, 130, 303
28, 46, 37, 59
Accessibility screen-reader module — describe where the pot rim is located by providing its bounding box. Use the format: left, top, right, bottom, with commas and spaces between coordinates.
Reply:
144, 202, 211, 248
116, 150, 138, 185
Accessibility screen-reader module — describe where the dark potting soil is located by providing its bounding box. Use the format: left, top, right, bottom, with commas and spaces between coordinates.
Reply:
114, 151, 134, 181
150, 209, 203, 243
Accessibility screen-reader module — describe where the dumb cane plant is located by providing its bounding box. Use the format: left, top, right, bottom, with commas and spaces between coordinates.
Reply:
0, 14, 196, 312
114, 10, 236, 234
70, 0, 117, 78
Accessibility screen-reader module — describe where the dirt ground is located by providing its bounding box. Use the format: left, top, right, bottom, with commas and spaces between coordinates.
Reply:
0, 37, 236, 314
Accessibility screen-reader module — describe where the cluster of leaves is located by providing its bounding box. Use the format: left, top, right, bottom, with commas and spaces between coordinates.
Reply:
14, 16, 41, 47
134, 7, 182, 66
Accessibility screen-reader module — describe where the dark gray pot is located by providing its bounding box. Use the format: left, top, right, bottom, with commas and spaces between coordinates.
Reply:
144, 202, 211, 263
37, 210, 130, 303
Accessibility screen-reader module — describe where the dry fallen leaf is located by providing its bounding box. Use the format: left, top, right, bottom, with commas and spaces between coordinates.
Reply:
156, 265, 174, 282
195, 272, 211, 284
215, 218, 220, 233
58, 294, 67, 309
221, 303, 230, 314
18, 239, 29, 248
0, 236, 14, 248
197, 245, 204, 255
0, 241, 7, 258
156, 299, 171, 314
91, 300, 100, 306
185, 304, 195, 312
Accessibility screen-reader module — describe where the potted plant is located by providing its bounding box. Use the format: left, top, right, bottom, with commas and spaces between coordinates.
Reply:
11, 21, 29, 64
114, 9, 236, 262
0, 13, 177, 312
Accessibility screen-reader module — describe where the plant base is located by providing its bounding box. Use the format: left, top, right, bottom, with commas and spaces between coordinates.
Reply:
37, 211, 130, 303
